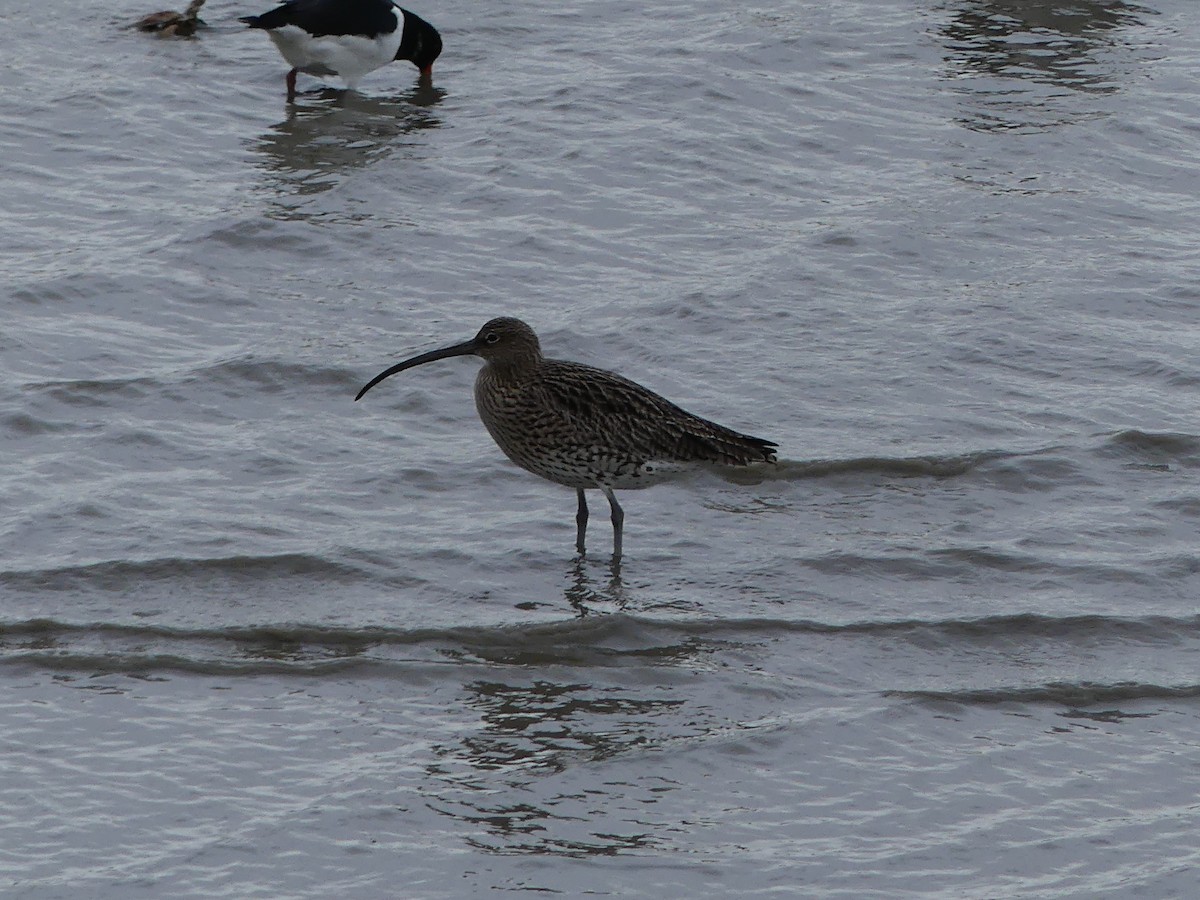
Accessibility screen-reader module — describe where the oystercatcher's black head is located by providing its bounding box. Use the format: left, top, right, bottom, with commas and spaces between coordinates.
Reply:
396, 8, 442, 77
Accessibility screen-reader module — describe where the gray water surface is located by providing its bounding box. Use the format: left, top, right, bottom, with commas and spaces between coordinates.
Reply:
3, 0, 1200, 896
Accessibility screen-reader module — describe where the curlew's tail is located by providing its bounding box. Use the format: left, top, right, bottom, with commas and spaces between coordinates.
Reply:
742, 434, 779, 465
702, 428, 778, 466
666, 414, 778, 466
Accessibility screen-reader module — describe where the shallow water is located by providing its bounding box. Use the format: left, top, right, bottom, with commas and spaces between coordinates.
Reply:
3, 0, 1200, 896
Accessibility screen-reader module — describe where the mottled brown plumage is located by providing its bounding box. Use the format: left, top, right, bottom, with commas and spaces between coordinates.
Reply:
135, 0, 205, 36
356, 317, 777, 557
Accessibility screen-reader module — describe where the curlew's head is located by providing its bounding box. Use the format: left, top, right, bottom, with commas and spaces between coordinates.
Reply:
355, 317, 542, 401
472, 317, 541, 365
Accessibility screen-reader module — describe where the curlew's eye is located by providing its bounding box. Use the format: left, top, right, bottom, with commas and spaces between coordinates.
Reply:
484, 332, 500, 344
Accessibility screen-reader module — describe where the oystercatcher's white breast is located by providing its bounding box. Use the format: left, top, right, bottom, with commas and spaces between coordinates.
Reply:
265, 10, 406, 87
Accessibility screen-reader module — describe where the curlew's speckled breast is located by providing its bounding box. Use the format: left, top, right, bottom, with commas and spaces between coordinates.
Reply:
474, 357, 776, 490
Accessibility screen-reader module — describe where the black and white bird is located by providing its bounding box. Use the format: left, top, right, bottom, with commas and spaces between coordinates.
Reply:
240, 0, 442, 100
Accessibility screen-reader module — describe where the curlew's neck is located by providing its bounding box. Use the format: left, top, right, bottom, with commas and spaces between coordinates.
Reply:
481, 352, 542, 386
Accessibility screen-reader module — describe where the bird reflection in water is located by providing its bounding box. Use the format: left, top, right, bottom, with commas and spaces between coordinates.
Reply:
426, 676, 689, 856
939, 0, 1149, 131
563, 556, 627, 616
249, 82, 444, 213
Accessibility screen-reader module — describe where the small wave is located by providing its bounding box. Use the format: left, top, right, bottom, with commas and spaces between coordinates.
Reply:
2, 611, 1197, 676
8, 609, 1197, 645
698, 612, 1200, 645
190, 356, 356, 393
0, 614, 668, 655
727, 448, 1018, 483
728, 432, 1200, 487
890, 681, 1200, 706
4, 610, 1197, 648
32, 374, 161, 406
0, 411, 82, 437
5, 651, 391, 678
803, 548, 1160, 585
1098, 429, 1200, 469
25, 358, 358, 405
0, 614, 694, 676
0, 552, 372, 593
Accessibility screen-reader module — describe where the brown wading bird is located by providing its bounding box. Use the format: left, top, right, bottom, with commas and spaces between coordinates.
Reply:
135, 0, 206, 37
355, 318, 778, 558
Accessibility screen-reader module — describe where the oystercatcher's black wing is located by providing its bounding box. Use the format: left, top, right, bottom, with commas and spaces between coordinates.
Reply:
240, 0, 397, 38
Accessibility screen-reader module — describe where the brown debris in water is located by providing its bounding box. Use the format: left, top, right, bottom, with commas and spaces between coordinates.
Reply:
134, 0, 205, 37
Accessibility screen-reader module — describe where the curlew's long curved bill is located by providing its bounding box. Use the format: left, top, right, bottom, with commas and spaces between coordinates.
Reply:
355, 339, 477, 401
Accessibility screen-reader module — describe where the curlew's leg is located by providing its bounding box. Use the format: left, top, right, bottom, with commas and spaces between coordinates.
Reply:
602, 487, 624, 559
575, 488, 588, 556
286, 68, 298, 101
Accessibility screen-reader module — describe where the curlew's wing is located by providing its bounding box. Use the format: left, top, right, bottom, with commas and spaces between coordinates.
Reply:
536, 359, 777, 466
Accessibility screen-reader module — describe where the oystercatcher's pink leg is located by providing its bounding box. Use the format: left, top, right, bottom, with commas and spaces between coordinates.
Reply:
286, 68, 297, 101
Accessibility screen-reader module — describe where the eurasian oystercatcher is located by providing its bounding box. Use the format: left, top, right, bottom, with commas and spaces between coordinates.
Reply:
240, 1, 442, 100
